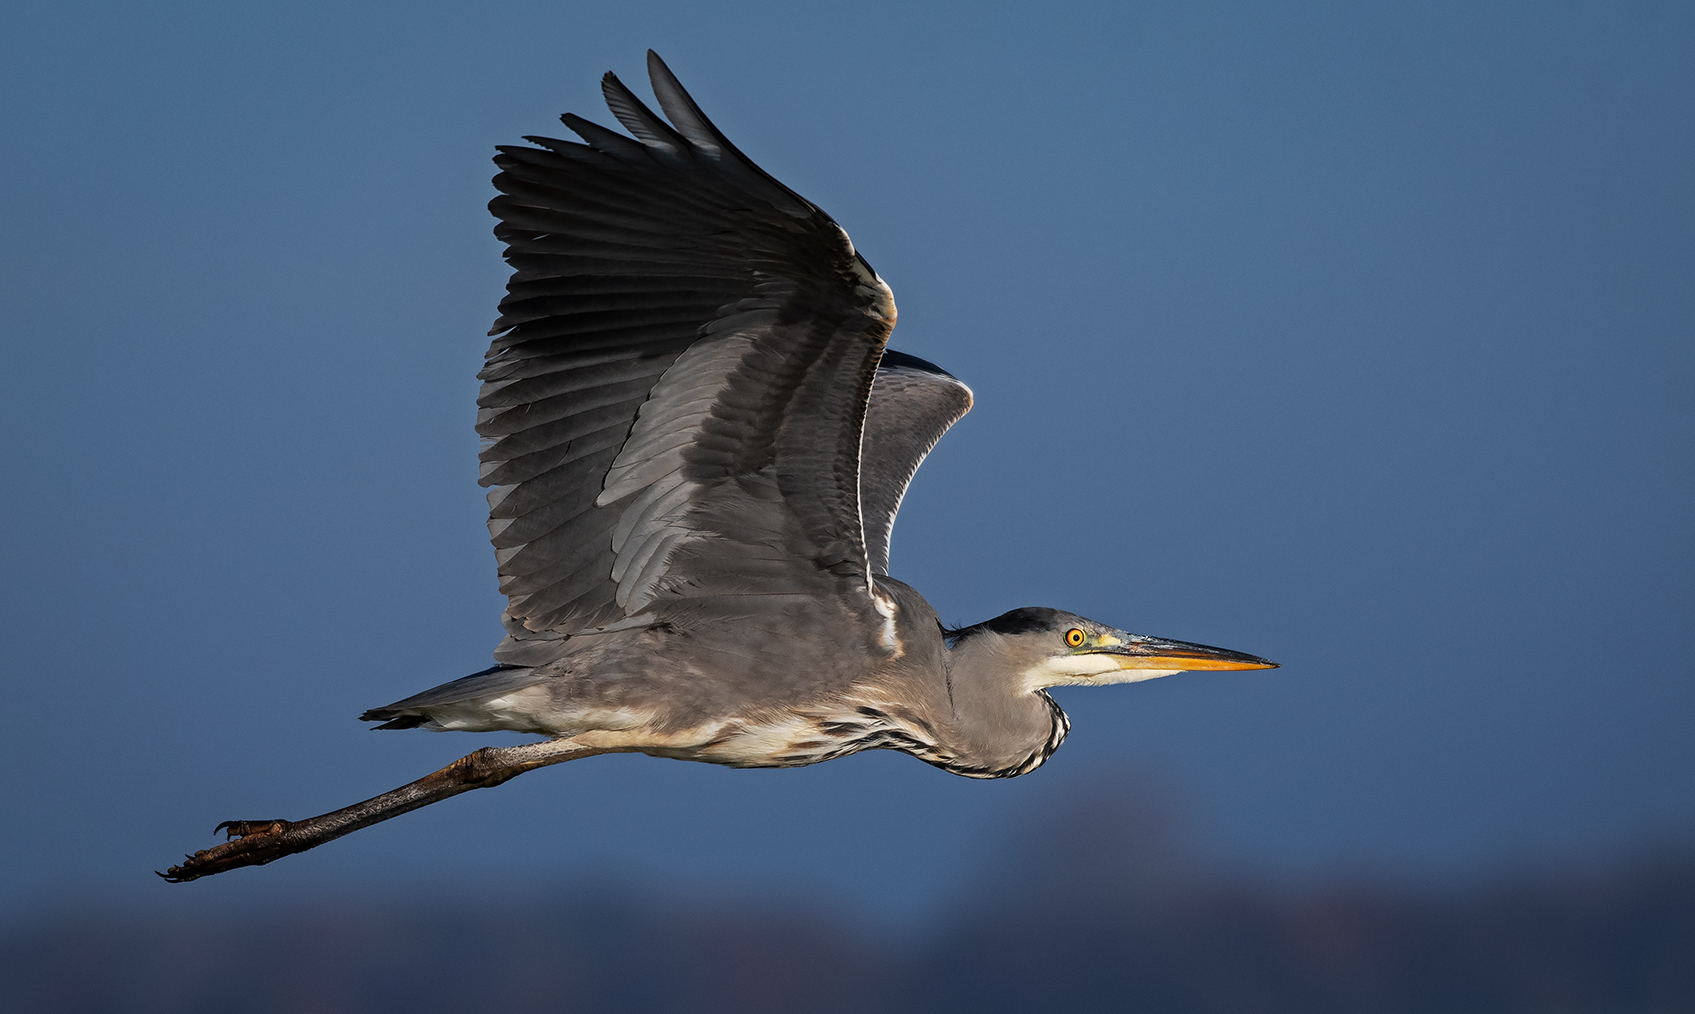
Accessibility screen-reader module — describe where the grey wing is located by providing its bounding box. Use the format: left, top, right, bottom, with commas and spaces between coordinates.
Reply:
481, 52, 897, 665
860, 351, 974, 577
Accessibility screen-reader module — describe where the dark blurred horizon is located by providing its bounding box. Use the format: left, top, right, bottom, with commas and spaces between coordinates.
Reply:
1, 0, 1692, 988
8, 780, 1693, 1012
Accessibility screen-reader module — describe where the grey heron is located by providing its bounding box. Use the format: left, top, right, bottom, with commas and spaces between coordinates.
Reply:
162, 52, 1275, 883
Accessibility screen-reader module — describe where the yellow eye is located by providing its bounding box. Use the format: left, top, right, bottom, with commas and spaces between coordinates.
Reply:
1065, 628, 1087, 648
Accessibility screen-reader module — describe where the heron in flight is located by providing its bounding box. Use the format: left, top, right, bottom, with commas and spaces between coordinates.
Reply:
162, 52, 1275, 883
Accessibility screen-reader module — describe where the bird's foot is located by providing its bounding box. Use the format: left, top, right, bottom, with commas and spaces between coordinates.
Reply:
157, 819, 301, 883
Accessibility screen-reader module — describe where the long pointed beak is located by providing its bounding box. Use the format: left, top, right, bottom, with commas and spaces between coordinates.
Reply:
1090, 634, 1278, 672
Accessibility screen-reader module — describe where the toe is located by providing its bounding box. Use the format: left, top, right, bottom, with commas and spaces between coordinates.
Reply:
214, 819, 290, 839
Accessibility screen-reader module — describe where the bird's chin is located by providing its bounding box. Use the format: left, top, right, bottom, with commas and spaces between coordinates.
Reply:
1091, 671, 1186, 688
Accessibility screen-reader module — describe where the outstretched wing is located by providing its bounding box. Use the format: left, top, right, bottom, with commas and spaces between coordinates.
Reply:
860, 351, 973, 576
481, 52, 896, 664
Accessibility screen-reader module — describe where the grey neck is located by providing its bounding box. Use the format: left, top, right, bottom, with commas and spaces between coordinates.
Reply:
931, 631, 1070, 779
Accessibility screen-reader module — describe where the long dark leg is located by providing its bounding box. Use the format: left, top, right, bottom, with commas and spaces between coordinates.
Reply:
159, 739, 611, 883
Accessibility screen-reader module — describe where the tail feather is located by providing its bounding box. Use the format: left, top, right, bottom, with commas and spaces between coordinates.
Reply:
360, 664, 543, 729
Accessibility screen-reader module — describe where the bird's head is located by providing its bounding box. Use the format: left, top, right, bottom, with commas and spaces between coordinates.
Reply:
945, 607, 1276, 692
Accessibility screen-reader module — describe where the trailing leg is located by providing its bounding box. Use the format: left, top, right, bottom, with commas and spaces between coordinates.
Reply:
160, 739, 609, 883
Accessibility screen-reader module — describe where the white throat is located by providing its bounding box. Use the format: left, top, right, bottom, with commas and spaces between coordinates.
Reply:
1021, 654, 1184, 692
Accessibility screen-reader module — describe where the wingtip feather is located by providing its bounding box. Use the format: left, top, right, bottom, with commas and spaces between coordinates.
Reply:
601, 68, 687, 154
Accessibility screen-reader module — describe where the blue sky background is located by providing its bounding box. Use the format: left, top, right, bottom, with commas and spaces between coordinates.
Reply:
1, 0, 1690, 929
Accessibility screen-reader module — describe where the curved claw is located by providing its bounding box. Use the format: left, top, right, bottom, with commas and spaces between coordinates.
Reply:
157, 819, 299, 883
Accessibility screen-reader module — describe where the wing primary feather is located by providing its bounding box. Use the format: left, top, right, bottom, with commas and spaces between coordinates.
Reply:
643, 51, 812, 218
644, 51, 725, 155
560, 113, 656, 164
600, 71, 691, 157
